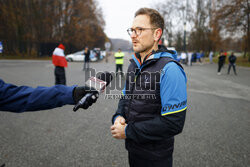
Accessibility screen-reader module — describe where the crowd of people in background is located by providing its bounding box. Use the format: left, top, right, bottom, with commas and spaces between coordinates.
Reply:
50, 42, 238, 87
178, 50, 205, 66
56, 45, 238, 77
176, 50, 237, 76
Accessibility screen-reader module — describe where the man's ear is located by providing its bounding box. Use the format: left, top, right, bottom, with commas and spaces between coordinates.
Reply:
154, 28, 162, 41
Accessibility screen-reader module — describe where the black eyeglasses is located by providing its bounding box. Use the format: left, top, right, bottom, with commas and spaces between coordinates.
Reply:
127, 27, 157, 36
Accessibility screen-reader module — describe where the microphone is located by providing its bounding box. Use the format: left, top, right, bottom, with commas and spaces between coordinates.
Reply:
73, 72, 113, 111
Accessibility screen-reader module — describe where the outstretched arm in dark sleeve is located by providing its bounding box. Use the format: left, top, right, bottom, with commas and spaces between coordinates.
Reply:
0, 79, 75, 112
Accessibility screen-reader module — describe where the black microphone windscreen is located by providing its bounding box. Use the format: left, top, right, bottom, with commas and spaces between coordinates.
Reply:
97, 72, 113, 85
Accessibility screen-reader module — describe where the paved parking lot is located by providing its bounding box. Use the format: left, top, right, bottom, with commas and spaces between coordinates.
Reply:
0, 55, 249, 167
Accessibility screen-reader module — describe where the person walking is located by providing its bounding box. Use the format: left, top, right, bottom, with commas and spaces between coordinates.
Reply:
227, 52, 237, 75
187, 52, 192, 66
192, 52, 197, 63
200, 51, 205, 63
83, 46, 90, 70
180, 52, 187, 64
197, 51, 202, 63
114, 48, 125, 76
209, 51, 214, 64
217, 51, 226, 75
110, 8, 187, 167
52, 44, 67, 85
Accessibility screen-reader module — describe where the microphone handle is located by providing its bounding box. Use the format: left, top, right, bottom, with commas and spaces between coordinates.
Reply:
73, 93, 93, 111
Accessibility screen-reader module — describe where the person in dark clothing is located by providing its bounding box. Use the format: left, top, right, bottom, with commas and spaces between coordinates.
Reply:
217, 51, 226, 75
223, 51, 227, 67
52, 44, 68, 85
228, 52, 237, 75
197, 51, 202, 63
110, 8, 187, 167
0, 78, 98, 112
55, 66, 66, 85
192, 52, 197, 63
83, 47, 90, 70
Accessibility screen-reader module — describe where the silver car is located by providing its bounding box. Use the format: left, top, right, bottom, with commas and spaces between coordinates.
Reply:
66, 50, 97, 62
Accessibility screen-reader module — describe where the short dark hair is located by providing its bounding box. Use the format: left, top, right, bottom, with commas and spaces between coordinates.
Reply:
135, 8, 164, 35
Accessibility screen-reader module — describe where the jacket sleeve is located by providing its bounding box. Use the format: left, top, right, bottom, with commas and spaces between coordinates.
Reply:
111, 66, 131, 124
0, 79, 76, 113
112, 98, 128, 124
111, 80, 129, 124
125, 62, 187, 143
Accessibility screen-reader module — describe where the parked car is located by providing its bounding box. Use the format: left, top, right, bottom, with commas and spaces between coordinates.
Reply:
66, 50, 97, 62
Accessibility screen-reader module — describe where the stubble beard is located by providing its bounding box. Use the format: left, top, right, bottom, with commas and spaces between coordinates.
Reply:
133, 43, 150, 54
133, 43, 155, 56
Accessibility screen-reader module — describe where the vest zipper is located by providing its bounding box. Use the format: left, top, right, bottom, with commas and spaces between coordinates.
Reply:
126, 61, 150, 121
127, 67, 140, 122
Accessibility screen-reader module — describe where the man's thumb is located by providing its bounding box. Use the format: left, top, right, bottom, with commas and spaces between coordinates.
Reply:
120, 118, 125, 125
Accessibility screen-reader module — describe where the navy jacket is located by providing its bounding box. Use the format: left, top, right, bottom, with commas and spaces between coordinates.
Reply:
0, 79, 76, 112
228, 54, 237, 64
112, 46, 187, 160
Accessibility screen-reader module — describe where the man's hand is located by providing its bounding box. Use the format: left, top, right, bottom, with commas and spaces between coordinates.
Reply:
72, 86, 99, 110
114, 116, 126, 125
73, 86, 98, 103
111, 116, 127, 139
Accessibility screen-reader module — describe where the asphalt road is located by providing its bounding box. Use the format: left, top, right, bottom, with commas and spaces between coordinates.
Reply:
0, 55, 249, 167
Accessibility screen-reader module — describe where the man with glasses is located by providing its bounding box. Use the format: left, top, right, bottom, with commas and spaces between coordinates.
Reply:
110, 8, 187, 167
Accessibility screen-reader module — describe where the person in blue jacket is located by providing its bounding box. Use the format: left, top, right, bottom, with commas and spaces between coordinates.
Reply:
110, 8, 187, 167
0, 78, 98, 112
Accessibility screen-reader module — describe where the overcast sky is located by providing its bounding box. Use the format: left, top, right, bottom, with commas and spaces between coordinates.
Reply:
97, 0, 165, 41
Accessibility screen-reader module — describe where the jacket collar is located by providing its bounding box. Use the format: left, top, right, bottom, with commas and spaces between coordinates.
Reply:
131, 45, 178, 68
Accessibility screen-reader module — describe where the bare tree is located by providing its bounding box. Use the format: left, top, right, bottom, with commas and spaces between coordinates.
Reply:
0, 0, 106, 56
215, 0, 250, 59
154, 0, 200, 51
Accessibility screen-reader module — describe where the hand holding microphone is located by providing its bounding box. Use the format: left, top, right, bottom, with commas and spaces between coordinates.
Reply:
73, 86, 99, 110
73, 72, 113, 111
